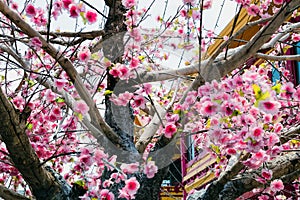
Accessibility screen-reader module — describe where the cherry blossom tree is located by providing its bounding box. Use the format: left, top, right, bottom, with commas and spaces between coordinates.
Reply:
0, 0, 300, 200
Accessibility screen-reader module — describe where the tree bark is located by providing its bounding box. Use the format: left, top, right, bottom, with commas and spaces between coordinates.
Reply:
100, 1, 171, 199
0, 184, 31, 200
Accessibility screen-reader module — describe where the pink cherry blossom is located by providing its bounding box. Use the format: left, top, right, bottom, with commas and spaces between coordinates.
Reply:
52, 107, 61, 116
118, 188, 130, 200
124, 177, 140, 196
29, 37, 43, 50
130, 57, 139, 68
53, 1, 63, 10
120, 162, 139, 174
252, 127, 263, 140
165, 113, 180, 123
74, 100, 89, 115
293, 87, 300, 100
11, 2, 18, 10
273, 0, 284, 5
258, 195, 269, 200
253, 150, 268, 160
143, 161, 158, 178
110, 173, 126, 183
226, 148, 237, 155
180, 10, 187, 17
247, 4, 259, 16
261, 168, 273, 180
78, 48, 91, 62
266, 132, 280, 147
258, 100, 280, 114
31, 8, 47, 27
44, 89, 56, 102
129, 28, 142, 42
69, 4, 79, 18
94, 149, 107, 165
292, 33, 300, 42
132, 95, 146, 109
164, 124, 177, 138
54, 79, 67, 91
79, 154, 93, 166
142, 83, 152, 95
102, 180, 113, 188
109, 63, 130, 79
182, 0, 195, 5
25, 4, 36, 17
100, 189, 115, 200
111, 92, 133, 106
281, 82, 295, 99
185, 91, 197, 106
201, 101, 218, 116
85, 10, 97, 24
270, 179, 284, 192
203, 0, 212, 9
62, 0, 72, 9
122, 0, 136, 8
109, 67, 121, 78
192, 10, 200, 20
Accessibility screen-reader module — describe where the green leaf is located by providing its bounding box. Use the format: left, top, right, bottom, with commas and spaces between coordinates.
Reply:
91, 53, 100, 60
104, 90, 113, 96
230, 110, 241, 117
77, 113, 83, 121
290, 139, 300, 145
252, 84, 270, 106
206, 118, 211, 128
213, 99, 222, 104
26, 123, 33, 130
237, 89, 244, 97
55, 97, 65, 103
27, 79, 35, 87
210, 144, 220, 154
74, 180, 85, 187
283, 45, 292, 54
80, 12, 87, 25
272, 83, 281, 94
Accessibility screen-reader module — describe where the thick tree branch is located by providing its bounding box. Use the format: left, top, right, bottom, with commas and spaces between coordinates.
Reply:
0, 184, 31, 200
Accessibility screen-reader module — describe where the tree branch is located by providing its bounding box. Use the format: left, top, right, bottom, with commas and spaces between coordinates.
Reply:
255, 52, 300, 61
39, 29, 106, 39
0, 184, 31, 200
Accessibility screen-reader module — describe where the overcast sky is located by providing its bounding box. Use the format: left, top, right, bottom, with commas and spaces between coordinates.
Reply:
14, 0, 238, 34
